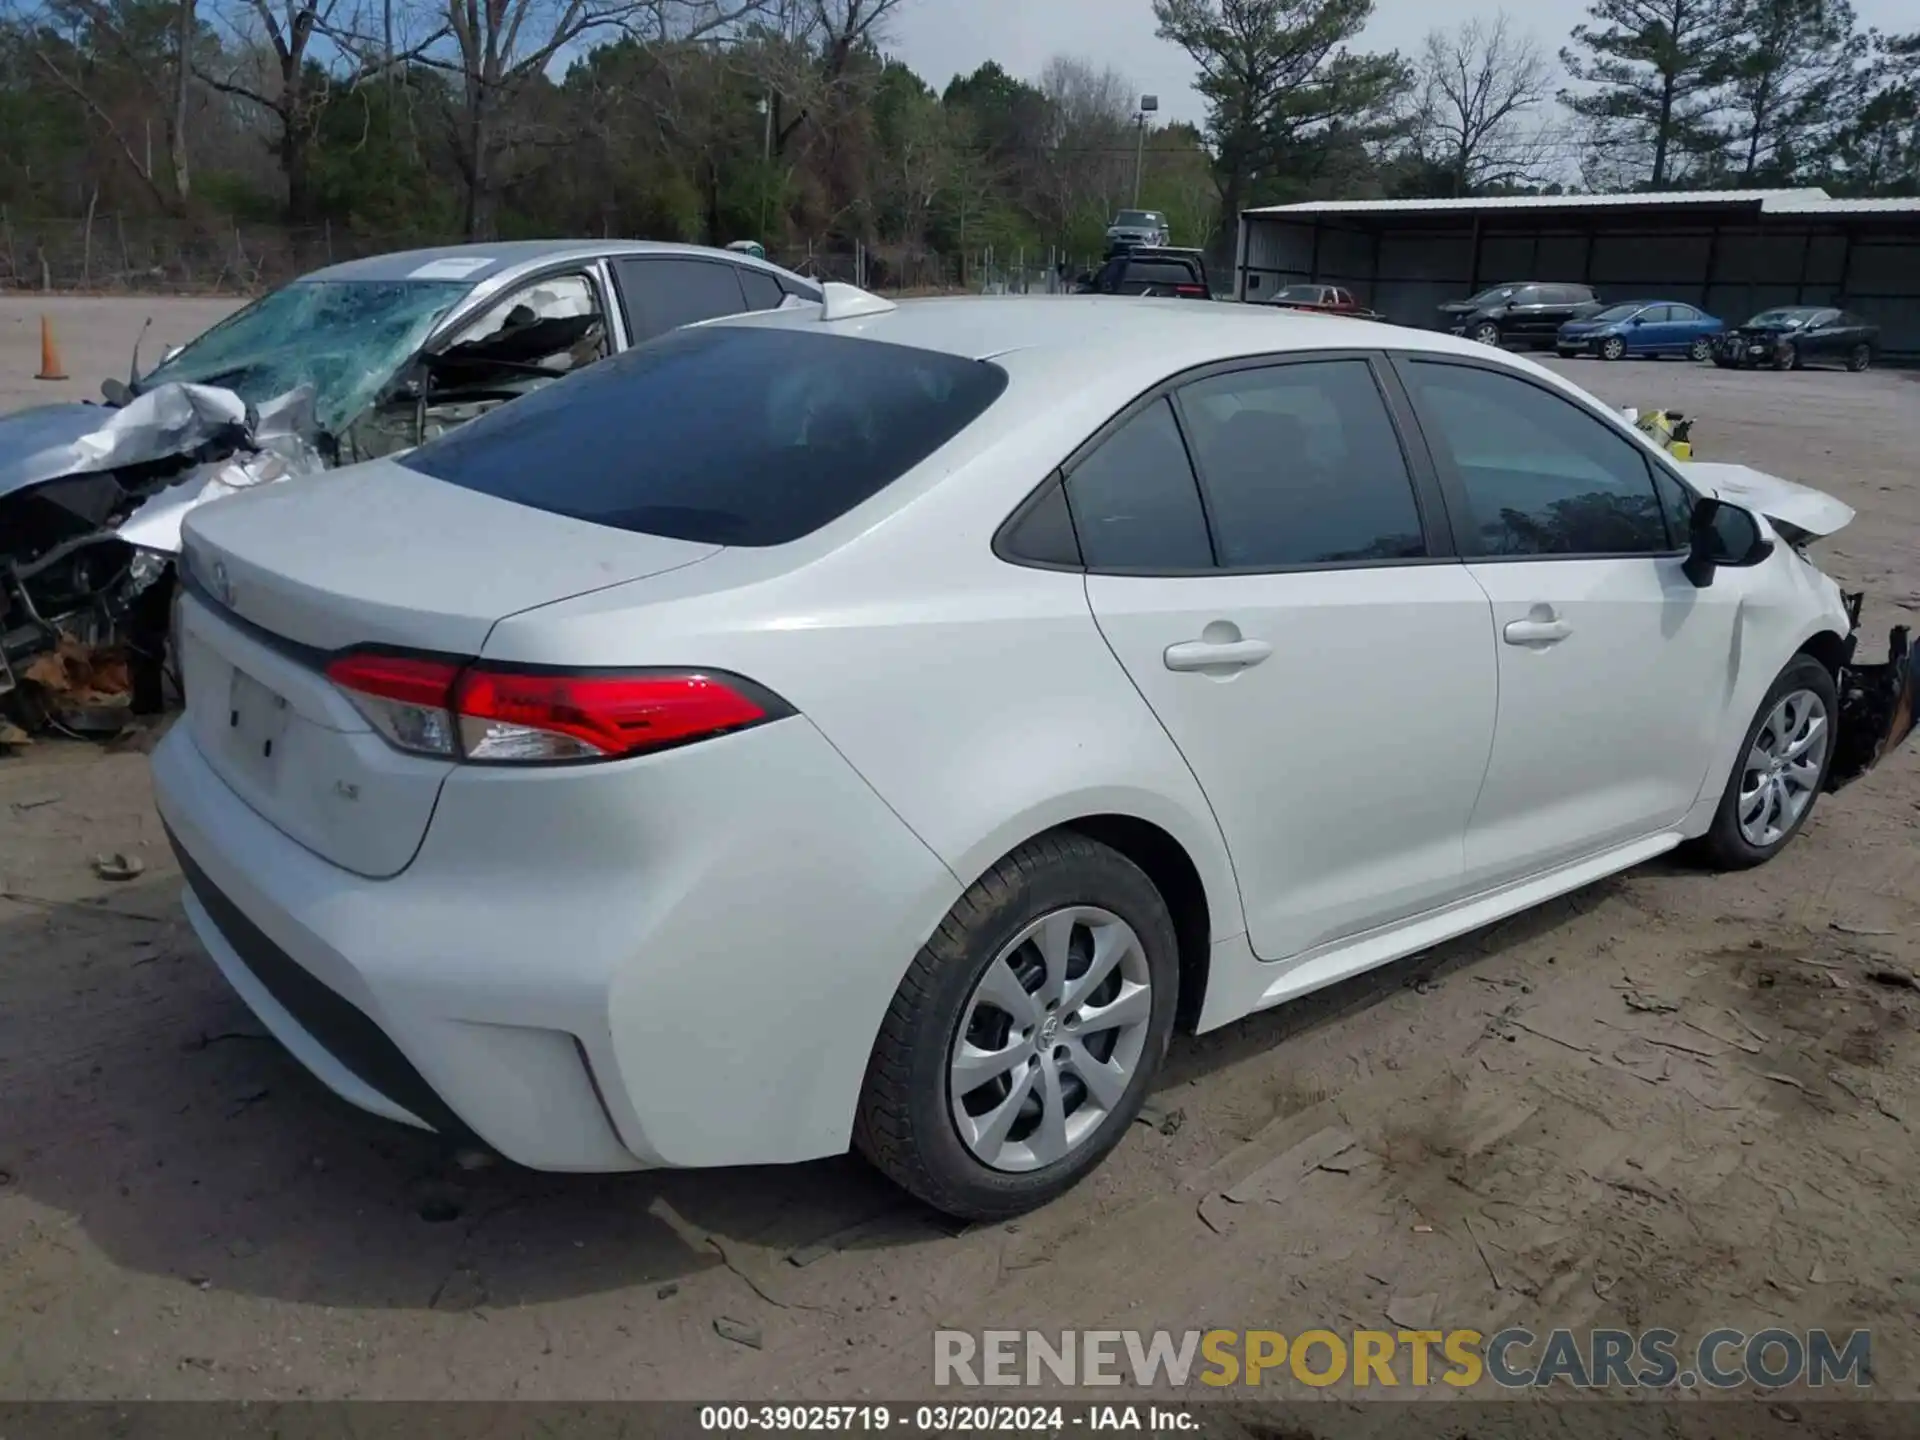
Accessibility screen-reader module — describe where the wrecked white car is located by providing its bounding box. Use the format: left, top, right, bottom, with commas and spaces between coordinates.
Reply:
0, 240, 823, 724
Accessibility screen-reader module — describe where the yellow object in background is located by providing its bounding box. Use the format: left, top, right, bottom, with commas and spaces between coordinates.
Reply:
1632, 408, 1696, 460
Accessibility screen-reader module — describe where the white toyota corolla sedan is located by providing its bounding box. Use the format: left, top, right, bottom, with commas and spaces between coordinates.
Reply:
153, 289, 1916, 1218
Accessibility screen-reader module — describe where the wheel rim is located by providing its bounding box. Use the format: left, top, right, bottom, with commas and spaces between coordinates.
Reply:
1474, 323, 1499, 345
1852, 345, 1870, 370
947, 906, 1153, 1173
1603, 338, 1624, 359
1691, 339, 1711, 361
1738, 689, 1829, 849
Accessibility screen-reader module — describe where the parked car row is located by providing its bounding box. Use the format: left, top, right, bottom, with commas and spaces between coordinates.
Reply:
1434, 282, 1882, 371
8, 238, 1915, 1224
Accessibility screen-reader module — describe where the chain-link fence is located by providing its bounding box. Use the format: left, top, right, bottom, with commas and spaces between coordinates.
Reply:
0, 211, 397, 293
1, 213, 1120, 298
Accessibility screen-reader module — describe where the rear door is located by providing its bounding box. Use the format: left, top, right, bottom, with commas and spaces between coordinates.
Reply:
1394, 355, 1742, 889
1077, 353, 1498, 962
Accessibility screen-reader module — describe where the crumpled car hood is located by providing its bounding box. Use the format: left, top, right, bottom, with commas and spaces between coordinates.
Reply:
0, 402, 131, 499
1686, 461, 1855, 540
0, 385, 255, 501
0, 382, 323, 555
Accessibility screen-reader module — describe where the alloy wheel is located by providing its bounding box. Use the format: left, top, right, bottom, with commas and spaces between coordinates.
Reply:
1738, 689, 1829, 849
1849, 344, 1872, 373
1690, 338, 1712, 362
1472, 322, 1501, 346
947, 906, 1153, 1173
1601, 336, 1626, 361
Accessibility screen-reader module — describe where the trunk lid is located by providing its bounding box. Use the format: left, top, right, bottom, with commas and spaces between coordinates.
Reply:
1684, 461, 1856, 541
175, 459, 721, 877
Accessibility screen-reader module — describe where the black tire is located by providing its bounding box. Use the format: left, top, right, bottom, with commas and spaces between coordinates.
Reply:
1600, 336, 1627, 361
1689, 337, 1712, 362
1848, 344, 1872, 373
1471, 320, 1502, 347
854, 831, 1179, 1220
1712, 355, 1734, 369
1772, 342, 1796, 372
1692, 654, 1838, 871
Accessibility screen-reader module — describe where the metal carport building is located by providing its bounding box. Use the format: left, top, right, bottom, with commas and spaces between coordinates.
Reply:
1234, 190, 1920, 359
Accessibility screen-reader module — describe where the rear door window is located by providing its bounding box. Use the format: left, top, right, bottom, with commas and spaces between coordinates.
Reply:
1176, 359, 1428, 568
612, 257, 749, 343
403, 326, 1008, 546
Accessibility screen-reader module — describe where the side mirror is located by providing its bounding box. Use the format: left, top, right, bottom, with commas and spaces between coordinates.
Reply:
1683, 498, 1722, 587
1685, 498, 1773, 587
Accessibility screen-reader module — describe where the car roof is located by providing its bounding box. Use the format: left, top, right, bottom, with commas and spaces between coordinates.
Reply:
726, 294, 1494, 376
300, 239, 809, 288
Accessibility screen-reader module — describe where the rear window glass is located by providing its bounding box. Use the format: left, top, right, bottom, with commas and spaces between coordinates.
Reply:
401, 325, 1009, 547
1124, 261, 1201, 286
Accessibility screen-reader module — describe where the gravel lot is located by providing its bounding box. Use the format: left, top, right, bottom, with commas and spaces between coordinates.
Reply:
3, 300, 1918, 1418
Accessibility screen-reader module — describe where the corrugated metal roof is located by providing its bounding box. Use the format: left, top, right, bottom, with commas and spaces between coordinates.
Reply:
1761, 194, 1920, 215
1245, 188, 1831, 218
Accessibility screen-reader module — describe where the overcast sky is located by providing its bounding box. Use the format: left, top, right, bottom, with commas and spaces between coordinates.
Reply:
886, 0, 1912, 128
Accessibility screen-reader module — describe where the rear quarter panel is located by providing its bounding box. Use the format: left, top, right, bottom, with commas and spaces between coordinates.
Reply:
477, 372, 1249, 951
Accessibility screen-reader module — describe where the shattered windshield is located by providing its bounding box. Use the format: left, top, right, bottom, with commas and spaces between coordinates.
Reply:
1747, 308, 1818, 329
136, 279, 473, 435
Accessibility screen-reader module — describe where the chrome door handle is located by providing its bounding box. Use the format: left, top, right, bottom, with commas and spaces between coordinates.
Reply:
1164, 639, 1273, 672
1503, 618, 1572, 646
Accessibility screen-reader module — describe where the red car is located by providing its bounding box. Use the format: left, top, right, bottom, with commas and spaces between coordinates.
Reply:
1259, 283, 1386, 321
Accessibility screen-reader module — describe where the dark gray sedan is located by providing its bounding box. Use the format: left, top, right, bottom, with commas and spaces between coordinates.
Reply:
1711, 307, 1881, 372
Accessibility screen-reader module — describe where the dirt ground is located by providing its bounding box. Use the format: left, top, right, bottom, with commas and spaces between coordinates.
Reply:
1, 296, 244, 413
2, 312, 1919, 1412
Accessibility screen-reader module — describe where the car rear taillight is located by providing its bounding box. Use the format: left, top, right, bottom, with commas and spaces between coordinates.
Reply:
1175, 284, 1208, 297
325, 652, 464, 757
324, 651, 785, 764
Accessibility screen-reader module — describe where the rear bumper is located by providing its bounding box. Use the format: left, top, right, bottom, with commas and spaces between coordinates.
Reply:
152, 708, 960, 1171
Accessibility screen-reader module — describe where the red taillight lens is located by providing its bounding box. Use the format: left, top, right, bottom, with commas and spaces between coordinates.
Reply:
1175, 284, 1208, 297
453, 670, 770, 762
324, 650, 780, 764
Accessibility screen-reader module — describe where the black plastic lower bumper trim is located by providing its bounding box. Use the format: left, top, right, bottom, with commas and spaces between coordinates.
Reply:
164, 823, 478, 1144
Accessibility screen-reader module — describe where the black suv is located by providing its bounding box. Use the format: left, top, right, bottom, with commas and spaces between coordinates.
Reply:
1439, 282, 1602, 349
1075, 248, 1211, 299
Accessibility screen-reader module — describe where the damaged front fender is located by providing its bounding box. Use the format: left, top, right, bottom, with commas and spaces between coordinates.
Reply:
1828, 592, 1917, 793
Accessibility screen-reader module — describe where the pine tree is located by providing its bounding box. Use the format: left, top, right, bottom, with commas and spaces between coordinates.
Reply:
1559, 0, 1742, 188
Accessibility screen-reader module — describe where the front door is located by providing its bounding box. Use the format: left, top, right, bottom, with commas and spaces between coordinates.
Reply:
1394, 356, 1743, 889
1071, 355, 1498, 961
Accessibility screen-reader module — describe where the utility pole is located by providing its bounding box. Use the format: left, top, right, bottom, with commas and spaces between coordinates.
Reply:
1132, 95, 1159, 209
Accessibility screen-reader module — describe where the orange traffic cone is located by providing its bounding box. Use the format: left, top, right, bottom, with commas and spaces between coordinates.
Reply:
35, 315, 67, 381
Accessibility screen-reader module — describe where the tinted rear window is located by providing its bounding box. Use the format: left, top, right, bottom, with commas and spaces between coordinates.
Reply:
1125, 261, 1202, 286
402, 325, 1009, 546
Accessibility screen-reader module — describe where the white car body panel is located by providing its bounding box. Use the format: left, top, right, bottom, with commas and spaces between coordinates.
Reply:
150, 296, 1873, 1174
1085, 565, 1497, 961
1460, 554, 1742, 887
